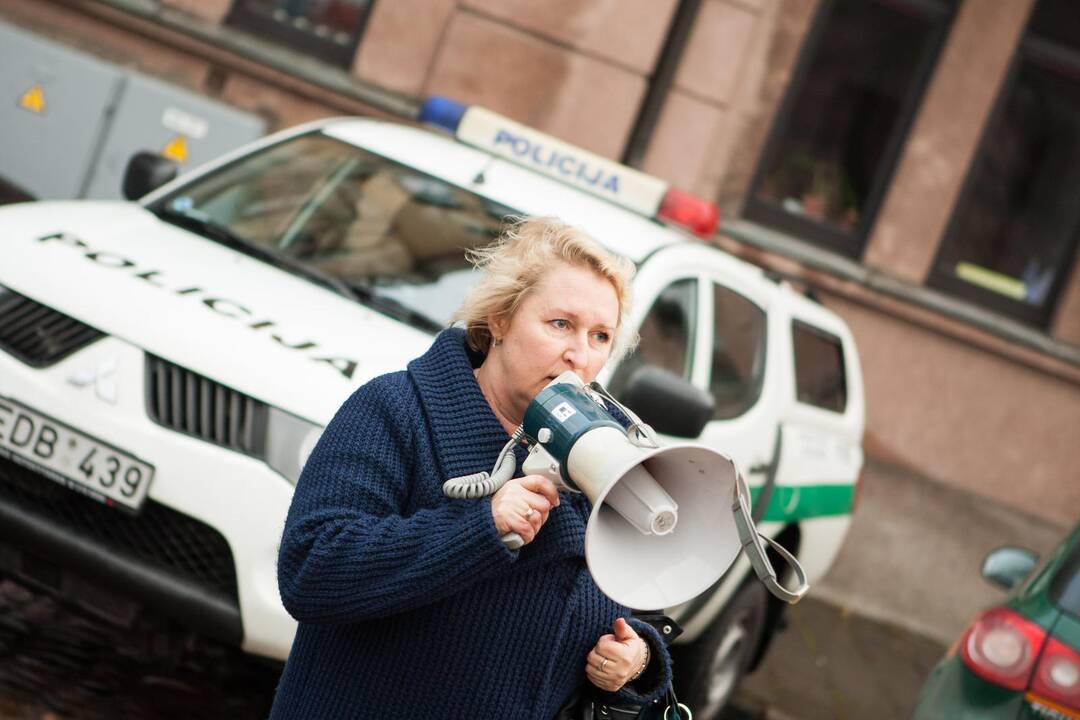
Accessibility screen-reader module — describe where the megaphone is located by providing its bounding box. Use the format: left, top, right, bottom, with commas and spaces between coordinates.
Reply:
444, 371, 807, 609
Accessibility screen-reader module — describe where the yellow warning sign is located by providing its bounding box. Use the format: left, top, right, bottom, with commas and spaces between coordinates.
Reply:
162, 135, 189, 164
18, 84, 45, 114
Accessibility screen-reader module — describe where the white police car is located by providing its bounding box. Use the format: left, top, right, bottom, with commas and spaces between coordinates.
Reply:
0, 96, 864, 717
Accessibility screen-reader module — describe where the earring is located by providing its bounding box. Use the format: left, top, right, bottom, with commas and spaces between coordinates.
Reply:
492, 337, 502, 347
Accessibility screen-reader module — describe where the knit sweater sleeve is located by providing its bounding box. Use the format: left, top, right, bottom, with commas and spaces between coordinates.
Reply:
277, 376, 517, 624
612, 618, 674, 705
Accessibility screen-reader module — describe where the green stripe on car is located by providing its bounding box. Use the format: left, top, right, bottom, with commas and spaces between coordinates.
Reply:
750, 484, 855, 521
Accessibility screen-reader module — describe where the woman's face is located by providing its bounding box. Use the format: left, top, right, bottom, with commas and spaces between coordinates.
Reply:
489, 262, 620, 413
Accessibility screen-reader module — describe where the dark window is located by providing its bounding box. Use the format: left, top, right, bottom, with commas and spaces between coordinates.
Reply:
1028, 0, 1080, 54
609, 279, 697, 398
792, 321, 846, 413
744, 0, 954, 257
709, 285, 766, 419
227, 0, 375, 67
929, 0, 1080, 327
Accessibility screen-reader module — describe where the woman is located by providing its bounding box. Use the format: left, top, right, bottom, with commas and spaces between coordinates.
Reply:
270, 217, 672, 719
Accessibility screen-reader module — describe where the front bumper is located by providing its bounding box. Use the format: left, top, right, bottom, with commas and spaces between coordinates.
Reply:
0, 454, 242, 643
0, 335, 297, 659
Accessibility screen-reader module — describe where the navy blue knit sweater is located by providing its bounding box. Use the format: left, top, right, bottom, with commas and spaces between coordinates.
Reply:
270, 328, 672, 719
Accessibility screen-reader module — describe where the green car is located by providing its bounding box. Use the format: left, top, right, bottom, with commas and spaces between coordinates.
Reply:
913, 521, 1080, 719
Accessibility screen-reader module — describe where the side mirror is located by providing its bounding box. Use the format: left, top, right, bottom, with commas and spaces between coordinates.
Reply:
122, 152, 179, 200
981, 546, 1039, 591
619, 365, 715, 438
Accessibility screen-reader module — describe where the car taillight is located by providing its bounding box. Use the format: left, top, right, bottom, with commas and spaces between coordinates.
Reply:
959, 607, 1046, 691
1028, 636, 1080, 714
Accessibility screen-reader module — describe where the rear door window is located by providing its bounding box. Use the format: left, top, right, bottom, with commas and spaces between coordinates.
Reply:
709, 285, 767, 419
792, 321, 847, 412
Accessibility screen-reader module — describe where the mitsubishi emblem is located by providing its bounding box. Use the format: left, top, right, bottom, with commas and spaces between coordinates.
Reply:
68, 357, 119, 404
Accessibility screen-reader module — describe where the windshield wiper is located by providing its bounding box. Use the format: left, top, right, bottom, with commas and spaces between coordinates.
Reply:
153, 206, 356, 301
348, 283, 444, 334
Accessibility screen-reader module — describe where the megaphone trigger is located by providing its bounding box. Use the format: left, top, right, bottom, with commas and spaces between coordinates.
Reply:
731, 471, 809, 604
521, 443, 570, 488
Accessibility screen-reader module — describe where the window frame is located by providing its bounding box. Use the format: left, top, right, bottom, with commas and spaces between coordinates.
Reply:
742, 0, 956, 258
225, 0, 375, 69
926, 12, 1080, 327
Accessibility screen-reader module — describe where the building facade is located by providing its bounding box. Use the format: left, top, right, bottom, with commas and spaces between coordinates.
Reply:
2, 0, 1077, 525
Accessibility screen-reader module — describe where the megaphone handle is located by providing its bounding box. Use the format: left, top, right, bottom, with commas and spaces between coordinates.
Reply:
501, 532, 524, 550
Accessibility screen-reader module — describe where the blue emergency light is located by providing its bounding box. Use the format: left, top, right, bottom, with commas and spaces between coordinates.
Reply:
418, 96, 468, 132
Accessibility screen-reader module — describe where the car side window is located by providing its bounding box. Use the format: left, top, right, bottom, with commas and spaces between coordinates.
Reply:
710, 285, 767, 420
609, 278, 697, 398
792, 321, 847, 412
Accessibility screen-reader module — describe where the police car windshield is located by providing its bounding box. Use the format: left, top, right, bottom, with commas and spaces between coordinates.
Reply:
154, 132, 516, 330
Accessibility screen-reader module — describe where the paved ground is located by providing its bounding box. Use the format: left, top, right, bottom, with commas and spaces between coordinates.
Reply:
0, 580, 279, 720
723, 454, 1069, 720
725, 598, 943, 720
0, 574, 938, 720
814, 456, 1067, 646
0, 578, 942, 720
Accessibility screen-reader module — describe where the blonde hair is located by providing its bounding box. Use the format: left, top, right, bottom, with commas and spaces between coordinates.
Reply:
454, 216, 637, 361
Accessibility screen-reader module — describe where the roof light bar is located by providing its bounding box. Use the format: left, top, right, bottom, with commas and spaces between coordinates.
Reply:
418, 96, 467, 134
658, 188, 720, 238
420, 95, 720, 237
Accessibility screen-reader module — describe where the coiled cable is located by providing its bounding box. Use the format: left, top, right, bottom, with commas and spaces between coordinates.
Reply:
442, 426, 527, 499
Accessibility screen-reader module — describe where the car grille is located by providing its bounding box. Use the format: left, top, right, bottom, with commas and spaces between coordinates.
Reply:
145, 355, 268, 457
0, 456, 239, 602
0, 290, 105, 366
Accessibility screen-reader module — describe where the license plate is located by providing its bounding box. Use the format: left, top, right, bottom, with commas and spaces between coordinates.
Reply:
0, 396, 154, 512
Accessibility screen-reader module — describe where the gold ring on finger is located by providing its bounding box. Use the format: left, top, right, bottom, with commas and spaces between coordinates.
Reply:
524, 508, 536, 520
600, 658, 610, 673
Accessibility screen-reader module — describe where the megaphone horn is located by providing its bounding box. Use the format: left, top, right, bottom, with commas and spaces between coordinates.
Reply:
443, 371, 808, 609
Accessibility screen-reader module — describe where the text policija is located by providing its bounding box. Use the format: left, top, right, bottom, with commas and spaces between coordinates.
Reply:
37, 231, 359, 379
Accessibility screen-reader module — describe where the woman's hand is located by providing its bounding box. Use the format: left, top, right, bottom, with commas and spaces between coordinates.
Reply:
585, 618, 649, 692
490, 475, 560, 545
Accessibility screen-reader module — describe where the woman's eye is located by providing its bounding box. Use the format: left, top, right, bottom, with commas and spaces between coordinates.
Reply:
552, 319, 570, 330
593, 331, 611, 344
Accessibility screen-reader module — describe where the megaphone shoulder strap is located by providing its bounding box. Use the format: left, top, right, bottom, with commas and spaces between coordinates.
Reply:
731, 470, 809, 604
751, 533, 808, 604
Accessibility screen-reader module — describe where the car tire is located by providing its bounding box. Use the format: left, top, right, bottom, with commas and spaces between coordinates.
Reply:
671, 581, 769, 720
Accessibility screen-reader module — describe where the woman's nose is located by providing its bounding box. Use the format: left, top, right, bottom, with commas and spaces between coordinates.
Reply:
563, 333, 589, 369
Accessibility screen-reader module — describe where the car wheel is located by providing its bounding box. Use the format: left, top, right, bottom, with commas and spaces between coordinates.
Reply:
672, 581, 768, 720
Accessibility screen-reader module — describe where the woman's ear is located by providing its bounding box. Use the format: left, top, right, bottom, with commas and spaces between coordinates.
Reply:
488, 313, 509, 345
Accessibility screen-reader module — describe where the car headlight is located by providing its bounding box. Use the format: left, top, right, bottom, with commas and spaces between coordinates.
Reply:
264, 407, 323, 485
